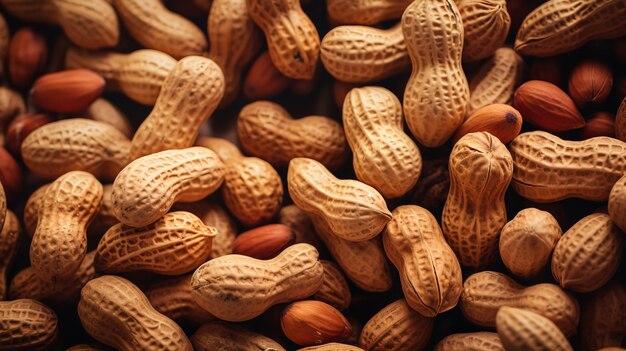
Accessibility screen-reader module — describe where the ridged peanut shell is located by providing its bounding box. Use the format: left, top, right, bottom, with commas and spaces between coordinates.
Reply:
95, 211, 216, 275
191, 243, 324, 322
288, 157, 391, 242
23, 184, 49, 237
551, 213, 624, 292
434, 332, 504, 351
111, 147, 225, 227
86, 99, 133, 138
78, 275, 192, 351
313, 260, 351, 311
458, 0, 510, 62
192, 321, 285, 351
609, 174, 626, 232
579, 283, 626, 351
616, 97, 626, 141
496, 307, 573, 351
0, 210, 19, 300
0, 299, 57, 351
174, 201, 237, 258
326, 0, 412, 25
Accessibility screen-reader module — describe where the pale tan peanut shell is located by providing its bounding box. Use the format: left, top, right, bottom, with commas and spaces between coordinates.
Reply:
509, 131, 626, 202
111, 147, 225, 227
579, 283, 626, 351
0, 210, 19, 300
66, 47, 177, 105
551, 213, 624, 292
130, 56, 224, 160
343, 86, 422, 198
402, 0, 469, 147
359, 299, 433, 351
499, 208, 562, 280
326, 0, 412, 25
192, 321, 285, 351
78, 275, 192, 351
609, 174, 626, 232
515, 0, 626, 56
0, 299, 58, 351
468, 47, 524, 115
9, 252, 97, 303
383, 205, 462, 317
298, 343, 364, 351
320, 24, 409, 83
313, 260, 351, 311
23, 184, 50, 237
191, 243, 324, 322
144, 274, 214, 326
616, 97, 626, 141
288, 157, 391, 242
85, 99, 133, 138
280, 204, 324, 251
496, 307, 573, 351
434, 332, 503, 351
0, 0, 118, 49
30, 171, 103, 283
247, 0, 320, 79
95, 211, 216, 275
442, 132, 513, 268
112, 0, 206, 59
174, 201, 238, 258
312, 216, 392, 292
197, 137, 283, 227
460, 271, 579, 336
207, 0, 262, 107
238, 101, 348, 171
21, 118, 130, 181
458, 0, 510, 62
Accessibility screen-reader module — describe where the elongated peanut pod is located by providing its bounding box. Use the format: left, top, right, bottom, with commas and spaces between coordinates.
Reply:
112, 147, 225, 227
130, 56, 224, 160
0, 299, 58, 350
191, 243, 324, 322
496, 307, 573, 351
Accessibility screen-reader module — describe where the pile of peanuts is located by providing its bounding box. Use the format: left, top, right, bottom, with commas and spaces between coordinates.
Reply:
0, 0, 625, 350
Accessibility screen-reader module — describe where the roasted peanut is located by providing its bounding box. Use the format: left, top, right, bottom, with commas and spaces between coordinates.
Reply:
579, 283, 626, 351
95, 211, 216, 275
191, 243, 324, 322
0, 299, 58, 351
192, 321, 285, 351
78, 275, 192, 351
288, 157, 391, 242
30, 171, 103, 283
453, 104, 523, 144
0, 210, 19, 300
551, 213, 623, 292
282, 300, 352, 346
434, 332, 504, 351
238, 101, 348, 171
458, 0, 510, 62
21, 119, 130, 181
442, 132, 513, 268
343, 86, 422, 198
130, 56, 224, 160
197, 137, 283, 227
313, 260, 351, 311
326, 0, 412, 25
233, 224, 295, 259
112, 147, 224, 227
8, 27, 47, 88
460, 271, 579, 336
243, 50, 292, 100
496, 307, 573, 351
509, 131, 626, 202
384, 205, 462, 317
568, 60, 613, 108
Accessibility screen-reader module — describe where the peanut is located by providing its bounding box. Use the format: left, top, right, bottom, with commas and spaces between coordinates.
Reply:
21, 118, 131, 181
8, 27, 48, 88
343, 86, 422, 198
0, 0, 118, 49
402, 0, 469, 147
281, 300, 352, 346
452, 104, 523, 144
326, 0, 412, 25
280, 204, 324, 251
197, 137, 283, 226
144, 274, 214, 326
30, 171, 103, 283
313, 260, 351, 311
192, 321, 285, 351
112, 0, 207, 59
78, 275, 192, 351
207, 0, 262, 106
95, 211, 216, 275
85, 99, 134, 139
496, 307, 573, 351
0, 210, 19, 300
579, 283, 626, 351
359, 299, 433, 351
609, 174, 626, 232
616, 96, 626, 141
298, 344, 364, 351
499, 208, 562, 280
509, 131, 626, 202
111, 147, 225, 227
434, 332, 504, 351
460, 271, 579, 336
238, 101, 348, 171
320, 24, 409, 83
233, 224, 295, 259
130, 56, 224, 160
247, 0, 320, 79
458, 0, 510, 62
551, 213, 624, 292
23, 184, 50, 237
383, 205, 462, 317
66, 47, 176, 106
442, 132, 513, 268
243, 50, 292, 100
0, 299, 58, 351
288, 157, 391, 242
191, 243, 324, 322
468, 47, 524, 115
515, 0, 626, 56
0, 87, 26, 145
